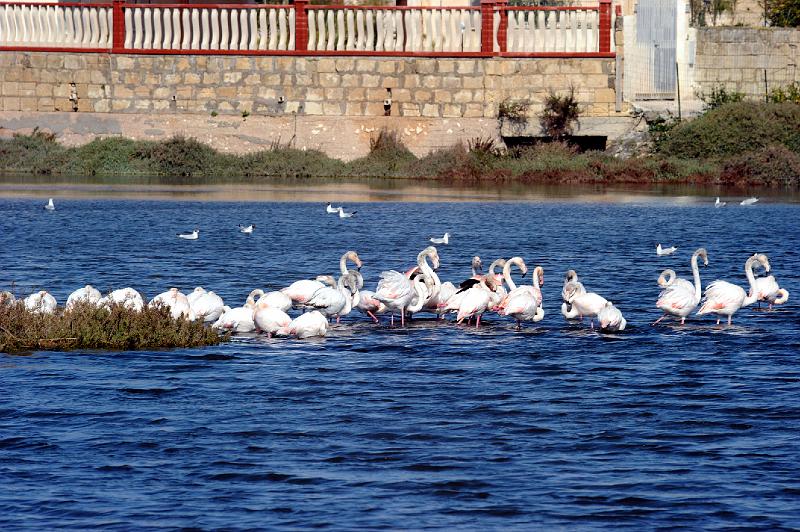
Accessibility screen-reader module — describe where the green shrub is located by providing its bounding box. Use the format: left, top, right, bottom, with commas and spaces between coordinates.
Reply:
768, 82, 800, 103
699, 85, 745, 111
539, 88, 580, 140
768, 0, 800, 26
346, 128, 417, 177
133, 135, 217, 177
657, 101, 800, 159
0, 301, 224, 353
498, 99, 530, 122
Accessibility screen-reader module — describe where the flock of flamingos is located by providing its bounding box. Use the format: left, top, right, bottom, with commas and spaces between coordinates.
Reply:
5, 242, 790, 339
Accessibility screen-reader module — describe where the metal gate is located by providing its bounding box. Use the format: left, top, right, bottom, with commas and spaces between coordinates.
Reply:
623, 0, 677, 100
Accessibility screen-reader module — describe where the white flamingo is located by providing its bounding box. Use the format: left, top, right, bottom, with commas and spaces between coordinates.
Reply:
191, 290, 225, 323
24, 291, 57, 314
212, 300, 256, 333
306, 273, 359, 323
751, 262, 789, 311
186, 287, 207, 307
697, 253, 769, 325
374, 246, 439, 327
150, 288, 195, 320
562, 277, 608, 328
253, 300, 291, 337
100, 288, 145, 312
598, 302, 627, 332
0, 291, 15, 306
498, 258, 545, 328
282, 251, 362, 307
65, 285, 102, 309
277, 310, 329, 338
455, 276, 501, 327
653, 247, 708, 325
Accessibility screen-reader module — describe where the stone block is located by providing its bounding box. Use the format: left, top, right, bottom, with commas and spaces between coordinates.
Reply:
261, 73, 281, 85
347, 87, 367, 100
361, 74, 381, 87
442, 76, 461, 90
176, 87, 193, 100
463, 76, 483, 89
422, 103, 440, 117
93, 99, 111, 113
433, 90, 453, 103
295, 73, 313, 86
20, 97, 38, 111
223, 71, 243, 83
244, 73, 260, 85
320, 73, 341, 87
63, 55, 86, 70
217, 87, 238, 98
37, 97, 54, 111
414, 89, 432, 102
400, 103, 421, 117
456, 60, 476, 75
594, 88, 616, 104
403, 74, 420, 88
2, 82, 18, 95
306, 88, 324, 101
335, 58, 355, 72
356, 59, 377, 72
18, 82, 36, 97
392, 88, 411, 102
367, 88, 387, 101
153, 87, 172, 99
256, 87, 277, 99
453, 90, 472, 104
416, 59, 437, 74
47, 55, 64, 69
4, 68, 21, 82
2, 98, 21, 111
437, 61, 455, 74
304, 101, 324, 115
111, 99, 131, 111
422, 75, 441, 89
382, 77, 400, 88
345, 102, 364, 115
317, 58, 336, 73
464, 103, 485, 118
442, 104, 462, 118
203, 72, 221, 85
53, 85, 70, 98
377, 61, 397, 74
365, 102, 385, 115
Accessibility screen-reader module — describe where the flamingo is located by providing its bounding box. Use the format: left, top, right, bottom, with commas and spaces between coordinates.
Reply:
191, 290, 225, 323
598, 302, 627, 332
455, 275, 501, 327
100, 288, 145, 312
561, 270, 585, 316
276, 310, 329, 338
0, 291, 15, 306
306, 272, 359, 323
562, 278, 608, 328
374, 246, 439, 327
257, 290, 292, 313
150, 288, 195, 320
186, 287, 207, 307
751, 264, 790, 310
253, 300, 291, 337
498, 258, 545, 329
282, 251, 362, 307
65, 285, 102, 309
24, 291, 57, 314
355, 290, 387, 322
653, 247, 708, 325
212, 296, 257, 333
697, 253, 769, 325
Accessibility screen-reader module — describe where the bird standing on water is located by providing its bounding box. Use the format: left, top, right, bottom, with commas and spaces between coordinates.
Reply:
178, 228, 199, 240
656, 244, 677, 256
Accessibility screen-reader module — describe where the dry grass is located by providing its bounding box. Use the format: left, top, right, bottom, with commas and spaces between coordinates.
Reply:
0, 301, 224, 353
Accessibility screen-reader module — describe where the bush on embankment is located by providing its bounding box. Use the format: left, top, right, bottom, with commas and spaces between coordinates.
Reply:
0, 301, 224, 353
2, 101, 800, 187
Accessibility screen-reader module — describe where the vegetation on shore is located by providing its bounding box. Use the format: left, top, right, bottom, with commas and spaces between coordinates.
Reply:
1, 100, 799, 187
0, 301, 225, 353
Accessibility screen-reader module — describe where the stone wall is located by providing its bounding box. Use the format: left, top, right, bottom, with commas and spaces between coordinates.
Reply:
691, 27, 800, 100
0, 52, 621, 120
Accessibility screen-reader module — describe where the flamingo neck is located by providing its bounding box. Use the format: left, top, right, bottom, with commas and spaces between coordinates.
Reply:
775, 289, 789, 305
742, 257, 761, 307
691, 255, 702, 302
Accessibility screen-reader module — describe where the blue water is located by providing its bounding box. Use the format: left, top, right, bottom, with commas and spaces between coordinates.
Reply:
1, 196, 799, 529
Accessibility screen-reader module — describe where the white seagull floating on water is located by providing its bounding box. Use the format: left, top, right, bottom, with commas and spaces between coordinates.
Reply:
326, 203, 340, 214
430, 232, 450, 245
740, 197, 759, 206
178, 228, 199, 240
44, 198, 55, 211
239, 224, 255, 234
714, 197, 726, 208
656, 243, 677, 256
338, 207, 356, 218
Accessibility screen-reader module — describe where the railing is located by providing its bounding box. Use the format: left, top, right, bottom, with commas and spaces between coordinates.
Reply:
0, 0, 614, 57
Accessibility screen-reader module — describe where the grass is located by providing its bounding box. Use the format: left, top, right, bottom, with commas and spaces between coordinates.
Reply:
0, 301, 225, 353
2, 101, 800, 188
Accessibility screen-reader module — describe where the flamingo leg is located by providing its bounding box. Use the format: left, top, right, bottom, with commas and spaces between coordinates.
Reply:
652, 314, 667, 326
590, 319, 594, 329
517, 319, 521, 330
476, 314, 481, 328
367, 310, 379, 323
390, 314, 395, 327
680, 317, 686, 325
401, 307, 405, 327
728, 315, 732, 326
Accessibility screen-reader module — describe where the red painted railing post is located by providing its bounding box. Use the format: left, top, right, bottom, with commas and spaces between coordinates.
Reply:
480, 0, 495, 55
112, 0, 125, 52
496, 0, 507, 53
294, 0, 308, 52
599, 0, 612, 53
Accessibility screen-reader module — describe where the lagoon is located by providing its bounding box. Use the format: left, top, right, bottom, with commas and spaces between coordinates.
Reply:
1, 181, 799, 529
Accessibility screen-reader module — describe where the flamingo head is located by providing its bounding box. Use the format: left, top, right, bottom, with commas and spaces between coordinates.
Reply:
658, 269, 676, 287
346, 250, 363, 270
564, 269, 578, 283
472, 256, 483, 274
534, 266, 544, 286
695, 248, 709, 266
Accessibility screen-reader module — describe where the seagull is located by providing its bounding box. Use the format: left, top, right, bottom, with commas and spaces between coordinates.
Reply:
740, 197, 759, 206
656, 243, 677, 256
238, 224, 255, 234
430, 232, 450, 245
326, 203, 340, 214
44, 198, 55, 211
338, 207, 356, 218
714, 197, 726, 208
178, 228, 199, 240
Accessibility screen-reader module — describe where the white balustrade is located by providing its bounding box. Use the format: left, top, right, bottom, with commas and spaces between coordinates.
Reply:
503, 8, 599, 54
